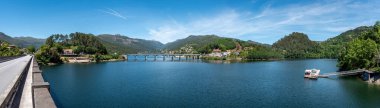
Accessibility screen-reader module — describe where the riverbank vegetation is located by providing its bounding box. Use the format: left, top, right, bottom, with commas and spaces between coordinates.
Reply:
241, 46, 283, 60
337, 21, 380, 72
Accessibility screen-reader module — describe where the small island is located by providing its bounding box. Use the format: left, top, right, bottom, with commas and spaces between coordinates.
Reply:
35, 32, 124, 65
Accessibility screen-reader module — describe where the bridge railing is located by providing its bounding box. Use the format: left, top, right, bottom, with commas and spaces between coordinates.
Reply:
31, 57, 56, 108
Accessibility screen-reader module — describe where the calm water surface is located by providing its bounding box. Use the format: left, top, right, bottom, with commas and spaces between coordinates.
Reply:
42, 59, 380, 108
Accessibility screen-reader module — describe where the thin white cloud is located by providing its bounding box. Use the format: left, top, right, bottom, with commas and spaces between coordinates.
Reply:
148, 0, 380, 44
101, 8, 127, 20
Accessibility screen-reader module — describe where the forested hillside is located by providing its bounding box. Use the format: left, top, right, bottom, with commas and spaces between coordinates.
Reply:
163, 35, 262, 54
97, 34, 163, 54
337, 21, 380, 71
0, 32, 45, 48
320, 26, 373, 58
272, 32, 321, 58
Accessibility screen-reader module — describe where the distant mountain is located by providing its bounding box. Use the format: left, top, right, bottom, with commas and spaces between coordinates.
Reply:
97, 34, 164, 54
14, 37, 45, 48
320, 26, 373, 58
247, 40, 271, 47
0, 32, 45, 48
164, 35, 225, 50
163, 35, 265, 53
323, 26, 372, 45
273, 32, 320, 58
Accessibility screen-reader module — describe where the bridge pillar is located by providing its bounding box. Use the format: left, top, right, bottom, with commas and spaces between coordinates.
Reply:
154, 55, 157, 61
163, 55, 166, 61
145, 55, 147, 61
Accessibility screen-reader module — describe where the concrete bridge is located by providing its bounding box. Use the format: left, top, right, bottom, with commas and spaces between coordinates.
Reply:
0, 55, 56, 108
124, 54, 202, 61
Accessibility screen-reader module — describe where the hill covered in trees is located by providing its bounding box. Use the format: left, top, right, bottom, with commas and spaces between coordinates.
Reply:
337, 21, 380, 71
320, 26, 373, 58
164, 35, 227, 51
97, 34, 163, 54
272, 32, 321, 58
163, 35, 265, 53
163, 35, 282, 60
0, 32, 45, 48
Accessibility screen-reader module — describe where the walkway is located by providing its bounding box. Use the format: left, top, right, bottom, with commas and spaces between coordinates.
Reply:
318, 69, 371, 78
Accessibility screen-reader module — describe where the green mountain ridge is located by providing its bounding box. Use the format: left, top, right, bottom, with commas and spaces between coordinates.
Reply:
97, 34, 164, 54
272, 32, 320, 58
320, 26, 373, 58
0, 32, 45, 48
164, 35, 225, 50
163, 35, 265, 53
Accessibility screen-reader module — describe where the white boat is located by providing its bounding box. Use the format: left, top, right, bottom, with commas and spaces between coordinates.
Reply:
304, 69, 320, 79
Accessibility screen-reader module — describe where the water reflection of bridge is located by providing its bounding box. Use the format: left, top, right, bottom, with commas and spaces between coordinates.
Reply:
124, 54, 202, 61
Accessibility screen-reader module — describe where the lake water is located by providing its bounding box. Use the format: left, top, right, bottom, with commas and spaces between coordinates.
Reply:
41, 59, 380, 108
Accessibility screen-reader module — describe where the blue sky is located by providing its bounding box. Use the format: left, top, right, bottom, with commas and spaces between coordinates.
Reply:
0, 0, 379, 44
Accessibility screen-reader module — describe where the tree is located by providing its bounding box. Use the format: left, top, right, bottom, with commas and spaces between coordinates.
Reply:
244, 46, 283, 60
73, 46, 85, 54
26, 45, 35, 53
360, 21, 380, 43
338, 39, 378, 70
0, 41, 22, 56
35, 45, 62, 65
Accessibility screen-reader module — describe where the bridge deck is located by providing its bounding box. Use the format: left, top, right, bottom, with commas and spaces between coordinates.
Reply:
0, 55, 32, 107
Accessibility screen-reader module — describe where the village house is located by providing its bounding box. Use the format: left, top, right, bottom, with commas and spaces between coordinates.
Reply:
63, 49, 74, 55
209, 49, 223, 57
7, 45, 16, 49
